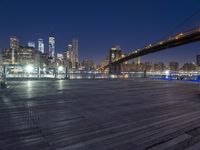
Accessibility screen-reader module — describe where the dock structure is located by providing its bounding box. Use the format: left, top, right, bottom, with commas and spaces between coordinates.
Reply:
1, 79, 200, 149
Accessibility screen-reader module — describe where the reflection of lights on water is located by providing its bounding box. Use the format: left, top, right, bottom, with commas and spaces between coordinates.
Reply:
165, 70, 170, 79
2, 96, 12, 106
27, 101, 35, 107
58, 80, 64, 90
27, 81, 33, 98
27, 81, 32, 88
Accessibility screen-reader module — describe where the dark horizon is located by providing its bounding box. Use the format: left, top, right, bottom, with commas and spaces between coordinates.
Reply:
0, 0, 200, 64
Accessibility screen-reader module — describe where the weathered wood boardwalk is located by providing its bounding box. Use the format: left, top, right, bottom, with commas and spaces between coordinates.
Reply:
1, 79, 200, 150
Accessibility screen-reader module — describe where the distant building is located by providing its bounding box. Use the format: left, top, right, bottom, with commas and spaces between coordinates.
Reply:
121, 64, 136, 72
72, 39, 79, 69
100, 58, 109, 67
10, 36, 19, 64
196, 55, 200, 66
40, 53, 49, 66
38, 39, 44, 53
81, 59, 96, 70
180, 63, 196, 72
144, 62, 153, 71
134, 57, 141, 65
3, 46, 39, 65
153, 62, 165, 72
28, 41, 36, 48
2, 48, 13, 64
18, 46, 36, 65
49, 36, 55, 60
169, 62, 179, 71
57, 53, 63, 61
63, 44, 73, 69
64, 39, 79, 69
10, 36, 19, 50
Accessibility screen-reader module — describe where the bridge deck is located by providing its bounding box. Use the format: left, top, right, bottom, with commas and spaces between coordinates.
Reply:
1, 79, 200, 150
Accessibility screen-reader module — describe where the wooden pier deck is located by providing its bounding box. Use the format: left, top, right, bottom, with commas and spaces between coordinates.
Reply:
1, 79, 200, 150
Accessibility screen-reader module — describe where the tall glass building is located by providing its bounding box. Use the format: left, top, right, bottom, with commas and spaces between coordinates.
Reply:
49, 37, 55, 59
38, 39, 44, 53
10, 36, 19, 64
28, 41, 36, 48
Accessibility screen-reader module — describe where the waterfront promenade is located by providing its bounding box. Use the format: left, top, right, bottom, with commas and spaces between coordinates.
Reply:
1, 79, 200, 149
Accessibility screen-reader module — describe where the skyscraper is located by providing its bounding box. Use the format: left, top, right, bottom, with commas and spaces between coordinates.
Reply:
28, 41, 36, 48
10, 36, 19, 64
10, 36, 19, 50
49, 37, 55, 59
38, 39, 44, 53
72, 39, 79, 69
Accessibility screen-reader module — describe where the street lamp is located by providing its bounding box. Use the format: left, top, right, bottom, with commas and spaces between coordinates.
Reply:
58, 66, 64, 72
25, 65, 34, 73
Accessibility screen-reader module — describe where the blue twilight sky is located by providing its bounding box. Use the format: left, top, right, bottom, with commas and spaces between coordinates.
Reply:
0, 0, 200, 65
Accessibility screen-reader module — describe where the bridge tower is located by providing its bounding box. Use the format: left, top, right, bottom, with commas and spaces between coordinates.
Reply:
109, 46, 122, 74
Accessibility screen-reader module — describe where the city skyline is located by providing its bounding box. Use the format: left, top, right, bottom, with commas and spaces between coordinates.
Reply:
0, 0, 200, 64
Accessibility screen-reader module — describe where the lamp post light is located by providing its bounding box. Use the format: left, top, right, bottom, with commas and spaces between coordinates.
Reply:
25, 65, 34, 77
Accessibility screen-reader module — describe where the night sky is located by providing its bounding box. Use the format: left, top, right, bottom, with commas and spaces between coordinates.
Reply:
0, 0, 200, 65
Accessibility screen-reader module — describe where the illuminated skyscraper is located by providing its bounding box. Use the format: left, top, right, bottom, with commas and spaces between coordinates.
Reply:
49, 36, 55, 59
38, 39, 44, 53
10, 36, 19, 64
28, 41, 36, 48
72, 39, 79, 69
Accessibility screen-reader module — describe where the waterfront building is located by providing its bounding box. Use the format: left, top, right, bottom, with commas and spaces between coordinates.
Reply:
169, 62, 179, 71
18, 46, 35, 65
81, 59, 96, 70
153, 62, 165, 72
2, 48, 13, 64
180, 63, 196, 72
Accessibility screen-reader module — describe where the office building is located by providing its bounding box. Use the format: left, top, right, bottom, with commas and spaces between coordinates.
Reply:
169, 62, 179, 71
38, 39, 44, 53
49, 36, 55, 60
72, 39, 79, 69
28, 41, 36, 48
10, 36, 19, 64
81, 59, 96, 70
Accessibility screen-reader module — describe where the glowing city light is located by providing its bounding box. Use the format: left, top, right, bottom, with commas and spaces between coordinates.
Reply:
165, 70, 170, 76
25, 65, 34, 73
58, 66, 64, 72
